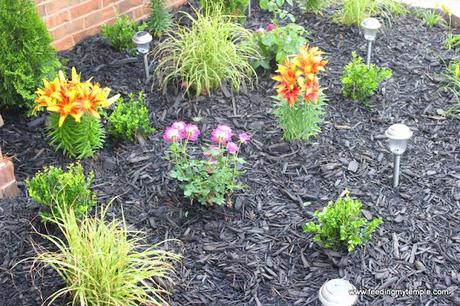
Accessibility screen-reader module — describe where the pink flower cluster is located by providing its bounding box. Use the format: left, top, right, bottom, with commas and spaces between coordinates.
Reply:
163, 122, 251, 156
256, 23, 275, 34
163, 121, 201, 142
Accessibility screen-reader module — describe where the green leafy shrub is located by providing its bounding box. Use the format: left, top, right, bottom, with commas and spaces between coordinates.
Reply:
149, 0, 171, 37
296, 0, 331, 14
108, 92, 154, 142
304, 194, 383, 252
341, 52, 392, 107
0, 0, 60, 110
252, 23, 308, 70
36, 205, 180, 306
154, 9, 258, 97
26, 163, 96, 221
199, 0, 249, 15
101, 15, 146, 52
259, 0, 295, 22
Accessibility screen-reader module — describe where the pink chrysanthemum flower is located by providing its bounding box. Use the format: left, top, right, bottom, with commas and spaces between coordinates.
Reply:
238, 132, 250, 144
211, 125, 233, 145
163, 127, 182, 142
266, 23, 275, 31
226, 142, 238, 155
184, 124, 200, 141
256, 27, 265, 34
172, 121, 187, 135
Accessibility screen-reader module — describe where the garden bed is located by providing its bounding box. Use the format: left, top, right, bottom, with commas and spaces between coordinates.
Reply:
1, 2, 460, 305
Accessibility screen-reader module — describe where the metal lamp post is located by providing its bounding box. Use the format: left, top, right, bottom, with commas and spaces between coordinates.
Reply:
385, 123, 413, 188
132, 31, 153, 81
318, 279, 358, 306
361, 18, 381, 67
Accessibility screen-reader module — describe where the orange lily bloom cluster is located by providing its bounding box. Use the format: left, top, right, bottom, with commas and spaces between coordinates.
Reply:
273, 46, 327, 107
35, 67, 120, 127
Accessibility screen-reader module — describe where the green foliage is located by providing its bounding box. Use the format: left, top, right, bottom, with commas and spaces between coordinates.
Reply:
166, 142, 245, 206
149, 0, 171, 37
199, 0, 250, 15
26, 163, 96, 222
415, 9, 446, 27
101, 15, 146, 52
445, 34, 460, 50
47, 113, 105, 159
296, 0, 331, 14
252, 23, 308, 70
108, 92, 154, 142
274, 95, 325, 141
36, 205, 180, 306
0, 0, 60, 110
154, 9, 258, 97
341, 52, 392, 107
334, 0, 375, 25
373, 0, 408, 17
304, 194, 383, 252
259, 0, 295, 22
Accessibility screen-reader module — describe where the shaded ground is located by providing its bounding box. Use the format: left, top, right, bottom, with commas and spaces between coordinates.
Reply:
1, 2, 460, 305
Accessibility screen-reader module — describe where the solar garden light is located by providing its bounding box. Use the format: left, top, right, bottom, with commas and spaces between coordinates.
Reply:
318, 279, 358, 306
361, 17, 381, 67
132, 31, 153, 81
385, 123, 413, 188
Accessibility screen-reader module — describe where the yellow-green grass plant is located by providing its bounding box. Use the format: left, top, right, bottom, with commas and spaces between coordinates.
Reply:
35, 204, 180, 306
445, 34, 460, 50
444, 61, 460, 113
154, 8, 259, 97
334, 0, 376, 25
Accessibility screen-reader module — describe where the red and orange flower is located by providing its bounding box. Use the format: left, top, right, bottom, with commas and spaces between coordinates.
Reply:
273, 46, 327, 107
34, 67, 119, 127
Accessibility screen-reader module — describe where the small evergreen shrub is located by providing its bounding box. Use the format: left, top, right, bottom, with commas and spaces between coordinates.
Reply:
155, 9, 258, 97
334, 0, 375, 25
108, 92, 154, 142
26, 163, 96, 222
36, 206, 180, 306
149, 0, 171, 37
341, 52, 392, 107
101, 15, 146, 52
304, 194, 383, 252
0, 0, 60, 110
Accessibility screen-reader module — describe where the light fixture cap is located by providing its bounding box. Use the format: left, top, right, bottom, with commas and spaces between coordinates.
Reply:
385, 123, 413, 141
132, 31, 152, 53
318, 279, 358, 306
361, 17, 381, 41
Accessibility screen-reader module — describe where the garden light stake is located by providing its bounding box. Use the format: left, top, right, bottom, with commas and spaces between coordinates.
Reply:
361, 18, 381, 67
385, 123, 413, 188
318, 278, 357, 306
132, 31, 153, 82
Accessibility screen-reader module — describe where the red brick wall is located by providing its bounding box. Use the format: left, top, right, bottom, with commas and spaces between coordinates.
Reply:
35, 0, 186, 50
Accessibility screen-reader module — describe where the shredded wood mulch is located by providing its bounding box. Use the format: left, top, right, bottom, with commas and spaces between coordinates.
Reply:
1, 2, 460, 305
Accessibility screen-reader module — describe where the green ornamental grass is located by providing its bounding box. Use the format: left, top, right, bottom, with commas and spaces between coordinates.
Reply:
304, 194, 383, 252
154, 9, 259, 97
36, 205, 180, 306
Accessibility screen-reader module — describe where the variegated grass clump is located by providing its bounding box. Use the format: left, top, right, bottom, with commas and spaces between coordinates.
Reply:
35, 205, 180, 306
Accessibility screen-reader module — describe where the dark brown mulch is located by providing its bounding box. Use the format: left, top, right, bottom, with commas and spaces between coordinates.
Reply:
1, 2, 460, 305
